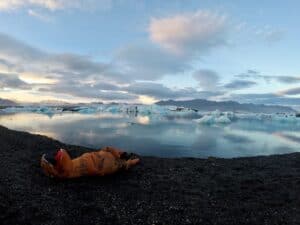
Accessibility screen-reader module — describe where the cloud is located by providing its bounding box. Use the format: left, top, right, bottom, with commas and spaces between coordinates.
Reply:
27, 9, 53, 22
223, 134, 252, 144
125, 82, 176, 99
275, 76, 300, 84
0, 58, 15, 70
192, 69, 219, 91
247, 69, 259, 75
0, 72, 31, 89
255, 27, 285, 43
148, 10, 228, 55
236, 70, 300, 84
0, 32, 134, 101
278, 87, 300, 96
236, 23, 285, 43
97, 91, 137, 101
0, 0, 69, 11
193, 69, 256, 92
224, 80, 257, 89
125, 82, 223, 100
229, 93, 300, 106
113, 11, 230, 82
115, 44, 190, 80
0, 32, 127, 83
40, 80, 223, 101
0, 0, 111, 11
0, 32, 199, 102
0, 31, 292, 104
0, 32, 45, 64
263, 29, 285, 43
39, 81, 136, 100
231, 93, 279, 101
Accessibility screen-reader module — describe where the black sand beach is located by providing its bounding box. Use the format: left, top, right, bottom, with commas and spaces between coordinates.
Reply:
0, 125, 300, 225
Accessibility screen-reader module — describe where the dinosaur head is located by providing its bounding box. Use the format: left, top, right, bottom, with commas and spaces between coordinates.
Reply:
41, 149, 71, 178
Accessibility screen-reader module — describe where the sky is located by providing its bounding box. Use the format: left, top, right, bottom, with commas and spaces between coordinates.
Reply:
0, 0, 299, 105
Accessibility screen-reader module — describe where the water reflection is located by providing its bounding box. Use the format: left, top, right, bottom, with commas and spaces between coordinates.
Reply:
274, 132, 300, 144
0, 112, 299, 158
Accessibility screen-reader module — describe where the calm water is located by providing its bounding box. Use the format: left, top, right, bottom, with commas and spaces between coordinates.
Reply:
1, 112, 300, 158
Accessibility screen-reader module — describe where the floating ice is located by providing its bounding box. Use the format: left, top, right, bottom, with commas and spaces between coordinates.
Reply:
195, 110, 300, 125
195, 110, 298, 125
215, 115, 232, 123
1, 104, 300, 126
0, 106, 62, 115
195, 111, 233, 125
235, 113, 299, 123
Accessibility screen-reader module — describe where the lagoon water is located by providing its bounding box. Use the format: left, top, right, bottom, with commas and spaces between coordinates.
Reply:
1, 111, 300, 158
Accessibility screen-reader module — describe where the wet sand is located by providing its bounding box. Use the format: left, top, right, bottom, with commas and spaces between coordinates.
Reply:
0, 125, 299, 225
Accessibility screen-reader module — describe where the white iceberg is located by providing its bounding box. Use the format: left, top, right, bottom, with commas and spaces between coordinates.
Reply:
215, 115, 232, 123
195, 110, 234, 125
234, 113, 300, 123
196, 115, 232, 124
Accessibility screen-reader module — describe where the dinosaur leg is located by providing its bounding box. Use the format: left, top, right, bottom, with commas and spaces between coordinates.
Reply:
124, 158, 140, 170
106, 157, 140, 174
101, 146, 124, 158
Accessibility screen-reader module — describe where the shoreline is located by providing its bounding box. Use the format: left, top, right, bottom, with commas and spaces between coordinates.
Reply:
0, 125, 299, 225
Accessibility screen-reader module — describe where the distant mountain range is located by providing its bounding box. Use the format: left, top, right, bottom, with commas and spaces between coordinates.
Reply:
0, 97, 296, 113
0, 98, 18, 107
156, 99, 296, 113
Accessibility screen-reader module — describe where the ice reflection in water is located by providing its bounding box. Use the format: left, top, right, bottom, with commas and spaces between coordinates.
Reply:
0, 112, 299, 158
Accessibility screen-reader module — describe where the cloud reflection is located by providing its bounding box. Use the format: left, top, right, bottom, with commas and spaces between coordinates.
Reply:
0, 112, 299, 158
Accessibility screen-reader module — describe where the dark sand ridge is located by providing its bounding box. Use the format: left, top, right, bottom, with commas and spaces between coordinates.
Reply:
0, 125, 299, 225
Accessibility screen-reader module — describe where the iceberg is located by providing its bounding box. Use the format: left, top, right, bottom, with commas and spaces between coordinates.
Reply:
195, 110, 235, 125
104, 105, 123, 113
164, 106, 199, 119
76, 107, 97, 114
1, 104, 299, 127
235, 113, 300, 123
215, 115, 232, 123
196, 114, 232, 125
195, 110, 300, 125
0, 106, 63, 117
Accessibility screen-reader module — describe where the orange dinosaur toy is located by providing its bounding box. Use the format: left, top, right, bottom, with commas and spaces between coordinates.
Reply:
41, 147, 140, 179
